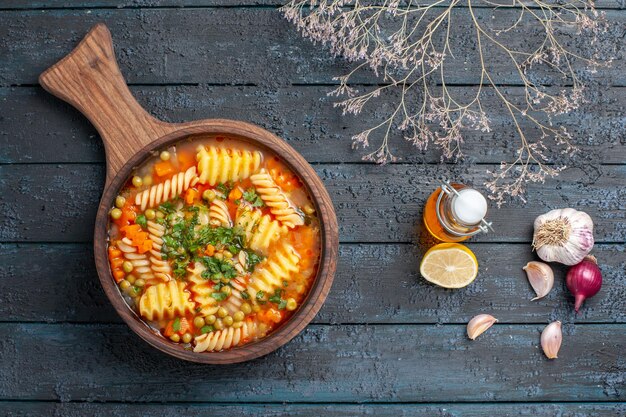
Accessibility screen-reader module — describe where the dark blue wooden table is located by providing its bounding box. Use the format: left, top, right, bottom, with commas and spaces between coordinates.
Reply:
0, 1, 624, 416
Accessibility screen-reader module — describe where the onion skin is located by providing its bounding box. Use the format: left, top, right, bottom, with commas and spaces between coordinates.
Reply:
566, 255, 603, 312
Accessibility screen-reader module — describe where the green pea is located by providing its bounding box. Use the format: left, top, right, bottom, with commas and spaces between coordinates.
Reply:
143, 175, 153, 186
170, 334, 181, 343
122, 261, 134, 273
110, 208, 122, 220
156, 211, 165, 219
213, 319, 224, 330
193, 316, 205, 328
252, 304, 261, 313
125, 274, 136, 284
241, 303, 252, 315
134, 278, 145, 287
205, 314, 216, 324
286, 298, 297, 311
232, 321, 243, 329
160, 151, 171, 161
115, 196, 126, 208
202, 189, 216, 202
233, 311, 245, 322
223, 316, 234, 326
182, 333, 192, 344
221, 286, 232, 296
132, 176, 143, 187
223, 250, 233, 259
119, 280, 131, 291
145, 209, 156, 220
217, 307, 228, 318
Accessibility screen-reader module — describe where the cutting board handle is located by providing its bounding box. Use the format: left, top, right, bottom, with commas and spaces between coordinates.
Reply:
39, 23, 175, 186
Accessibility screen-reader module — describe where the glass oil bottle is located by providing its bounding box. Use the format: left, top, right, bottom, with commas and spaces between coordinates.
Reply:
423, 180, 493, 242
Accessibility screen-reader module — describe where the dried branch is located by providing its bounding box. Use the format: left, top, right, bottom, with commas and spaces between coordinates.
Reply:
281, 0, 613, 205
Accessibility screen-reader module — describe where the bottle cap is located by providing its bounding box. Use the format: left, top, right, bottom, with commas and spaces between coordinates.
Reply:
451, 188, 488, 226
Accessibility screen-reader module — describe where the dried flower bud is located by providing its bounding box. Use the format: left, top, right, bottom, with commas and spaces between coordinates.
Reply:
541, 321, 562, 359
467, 314, 498, 340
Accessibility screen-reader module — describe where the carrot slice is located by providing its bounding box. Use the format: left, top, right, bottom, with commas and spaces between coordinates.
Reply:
113, 270, 126, 283
154, 160, 175, 177
228, 187, 243, 201
163, 320, 175, 337
121, 224, 142, 239
185, 188, 199, 205
137, 239, 153, 254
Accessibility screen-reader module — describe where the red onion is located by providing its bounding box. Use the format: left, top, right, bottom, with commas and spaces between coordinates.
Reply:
566, 255, 602, 312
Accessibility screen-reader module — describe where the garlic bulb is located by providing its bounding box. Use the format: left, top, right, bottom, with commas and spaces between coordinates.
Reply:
523, 261, 554, 301
541, 321, 562, 359
467, 314, 498, 340
532, 208, 594, 265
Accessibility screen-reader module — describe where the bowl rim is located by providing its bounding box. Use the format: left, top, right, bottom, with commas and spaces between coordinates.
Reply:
93, 119, 338, 364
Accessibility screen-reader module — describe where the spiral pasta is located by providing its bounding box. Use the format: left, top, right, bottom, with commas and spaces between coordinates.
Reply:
135, 166, 199, 211
187, 263, 219, 317
139, 280, 195, 321
250, 169, 304, 228
196, 145, 262, 185
193, 320, 257, 352
209, 199, 232, 227
146, 220, 172, 282
235, 204, 287, 254
117, 237, 154, 281
222, 276, 249, 315
248, 240, 300, 297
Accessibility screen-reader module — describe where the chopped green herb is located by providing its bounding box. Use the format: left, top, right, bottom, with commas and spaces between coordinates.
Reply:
160, 206, 247, 279
211, 292, 227, 301
135, 214, 147, 228
268, 289, 287, 309
241, 290, 250, 300
216, 182, 232, 195
256, 290, 266, 304
268, 289, 283, 304
199, 256, 237, 281
245, 251, 264, 272
158, 201, 176, 214
200, 325, 214, 334
172, 317, 181, 332
243, 188, 264, 207
282, 280, 289, 287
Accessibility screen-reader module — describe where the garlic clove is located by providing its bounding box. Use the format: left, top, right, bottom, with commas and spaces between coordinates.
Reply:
523, 261, 554, 301
541, 321, 562, 359
467, 314, 498, 340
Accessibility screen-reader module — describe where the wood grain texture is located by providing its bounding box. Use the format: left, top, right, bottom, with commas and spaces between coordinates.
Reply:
1, 243, 624, 324
1, 164, 623, 243
3, 85, 624, 164
1, 8, 623, 87
1, 1, 624, 409
1, 0, 623, 9
0, 323, 624, 402
38, 23, 175, 186
1, 402, 625, 417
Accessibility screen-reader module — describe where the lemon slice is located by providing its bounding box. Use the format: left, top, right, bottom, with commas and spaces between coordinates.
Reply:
420, 243, 478, 288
